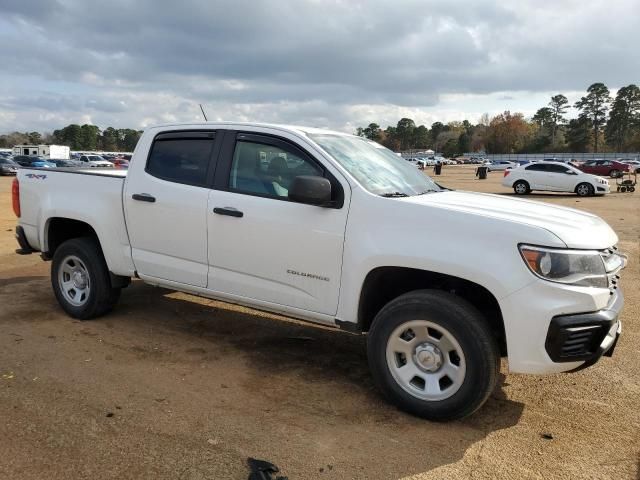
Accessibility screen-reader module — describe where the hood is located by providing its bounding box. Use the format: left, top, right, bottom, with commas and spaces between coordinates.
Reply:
399, 190, 618, 249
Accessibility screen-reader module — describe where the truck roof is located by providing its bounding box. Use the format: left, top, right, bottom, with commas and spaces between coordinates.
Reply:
146, 121, 351, 137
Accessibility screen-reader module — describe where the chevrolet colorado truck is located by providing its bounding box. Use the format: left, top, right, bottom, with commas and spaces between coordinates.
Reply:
12, 122, 627, 420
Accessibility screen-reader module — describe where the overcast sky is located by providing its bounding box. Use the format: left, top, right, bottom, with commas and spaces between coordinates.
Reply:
0, 0, 638, 134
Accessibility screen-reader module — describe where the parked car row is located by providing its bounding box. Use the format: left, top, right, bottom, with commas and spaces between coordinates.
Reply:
0, 154, 130, 174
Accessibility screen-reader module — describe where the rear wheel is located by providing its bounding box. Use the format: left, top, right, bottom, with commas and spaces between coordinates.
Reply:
51, 237, 121, 320
576, 182, 594, 197
367, 290, 499, 421
513, 180, 530, 195
609, 169, 621, 178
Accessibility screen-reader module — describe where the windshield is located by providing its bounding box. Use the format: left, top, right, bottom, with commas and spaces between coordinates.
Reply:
0, 158, 17, 165
309, 134, 442, 196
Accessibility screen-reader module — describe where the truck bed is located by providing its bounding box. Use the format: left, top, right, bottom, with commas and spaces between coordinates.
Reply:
16, 166, 134, 276
38, 167, 128, 178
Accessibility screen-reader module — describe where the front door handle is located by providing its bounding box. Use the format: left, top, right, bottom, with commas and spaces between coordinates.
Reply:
132, 193, 156, 203
213, 207, 243, 218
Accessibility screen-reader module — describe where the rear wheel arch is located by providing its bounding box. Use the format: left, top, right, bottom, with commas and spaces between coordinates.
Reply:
44, 217, 101, 258
513, 179, 530, 194
357, 266, 507, 356
44, 217, 129, 289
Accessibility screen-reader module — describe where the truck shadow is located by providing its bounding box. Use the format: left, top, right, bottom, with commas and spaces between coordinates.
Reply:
111, 282, 525, 478
1, 276, 525, 478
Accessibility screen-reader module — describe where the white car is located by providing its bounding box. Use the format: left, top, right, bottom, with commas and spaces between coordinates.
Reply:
404, 158, 425, 169
78, 155, 114, 168
13, 123, 625, 421
503, 161, 609, 196
620, 159, 640, 173
487, 160, 517, 172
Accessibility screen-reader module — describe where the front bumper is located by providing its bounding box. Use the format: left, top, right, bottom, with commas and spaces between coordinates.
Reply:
501, 278, 624, 374
545, 290, 622, 370
595, 181, 610, 194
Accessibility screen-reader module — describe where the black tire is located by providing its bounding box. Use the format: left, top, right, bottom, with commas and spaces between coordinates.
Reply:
620, 186, 627, 193
513, 180, 530, 195
367, 290, 500, 421
576, 182, 594, 197
609, 169, 621, 178
51, 237, 121, 320
629, 186, 636, 193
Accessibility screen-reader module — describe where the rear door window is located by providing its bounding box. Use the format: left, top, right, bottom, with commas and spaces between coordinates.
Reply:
146, 131, 216, 187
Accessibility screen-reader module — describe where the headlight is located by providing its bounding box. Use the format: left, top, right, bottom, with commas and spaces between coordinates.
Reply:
519, 245, 607, 288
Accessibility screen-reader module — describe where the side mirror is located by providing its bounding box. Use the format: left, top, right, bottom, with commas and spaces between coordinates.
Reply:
288, 175, 332, 206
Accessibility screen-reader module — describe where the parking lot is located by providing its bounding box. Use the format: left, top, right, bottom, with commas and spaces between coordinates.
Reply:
0, 167, 638, 480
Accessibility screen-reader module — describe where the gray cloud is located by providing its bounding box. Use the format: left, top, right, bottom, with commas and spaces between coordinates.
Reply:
0, 0, 638, 133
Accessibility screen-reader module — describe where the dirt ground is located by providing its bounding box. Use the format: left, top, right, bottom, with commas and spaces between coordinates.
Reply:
0, 167, 638, 480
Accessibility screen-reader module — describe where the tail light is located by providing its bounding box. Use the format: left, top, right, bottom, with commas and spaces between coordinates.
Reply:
12, 178, 20, 217
503, 170, 511, 177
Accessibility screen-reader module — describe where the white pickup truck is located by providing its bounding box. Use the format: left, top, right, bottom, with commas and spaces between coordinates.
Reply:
12, 122, 626, 420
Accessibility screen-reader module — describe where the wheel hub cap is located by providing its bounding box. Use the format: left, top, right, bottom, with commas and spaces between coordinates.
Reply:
414, 343, 443, 372
72, 270, 87, 289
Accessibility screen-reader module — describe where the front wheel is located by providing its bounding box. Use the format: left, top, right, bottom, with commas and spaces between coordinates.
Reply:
51, 237, 121, 320
367, 290, 499, 421
576, 182, 594, 197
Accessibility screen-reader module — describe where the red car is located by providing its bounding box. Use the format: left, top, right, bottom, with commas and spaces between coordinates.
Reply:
111, 157, 130, 169
578, 159, 630, 178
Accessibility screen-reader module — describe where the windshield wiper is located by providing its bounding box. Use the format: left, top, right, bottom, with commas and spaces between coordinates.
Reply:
379, 192, 409, 197
416, 188, 445, 195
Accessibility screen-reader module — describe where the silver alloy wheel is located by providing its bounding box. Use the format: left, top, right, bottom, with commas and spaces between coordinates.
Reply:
386, 320, 466, 401
514, 182, 527, 194
58, 255, 91, 307
577, 184, 591, 196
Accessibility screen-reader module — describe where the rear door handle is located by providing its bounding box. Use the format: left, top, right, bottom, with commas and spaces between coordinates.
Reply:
213, 207, 243, 218
132, 193, 156, 203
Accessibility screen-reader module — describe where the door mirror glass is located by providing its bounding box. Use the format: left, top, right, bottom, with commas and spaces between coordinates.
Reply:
288, 175, 332, 206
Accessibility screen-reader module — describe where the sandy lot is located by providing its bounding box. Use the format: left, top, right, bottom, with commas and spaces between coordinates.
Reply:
0, 167, 638, 480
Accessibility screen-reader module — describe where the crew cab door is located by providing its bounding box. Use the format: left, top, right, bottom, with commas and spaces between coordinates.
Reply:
124, 130, 220, 287
523, 163, 550, 189
206, 131, 349, 316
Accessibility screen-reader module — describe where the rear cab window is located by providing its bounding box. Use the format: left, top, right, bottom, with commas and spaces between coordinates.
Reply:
146, 131, 216, 187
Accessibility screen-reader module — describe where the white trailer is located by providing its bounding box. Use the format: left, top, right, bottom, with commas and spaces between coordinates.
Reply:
12, 144, 70, 160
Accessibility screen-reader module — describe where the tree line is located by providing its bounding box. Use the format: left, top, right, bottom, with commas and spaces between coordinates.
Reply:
1, 82, 638, 156
0, 124, 142, 152
356, 83, 640, 155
